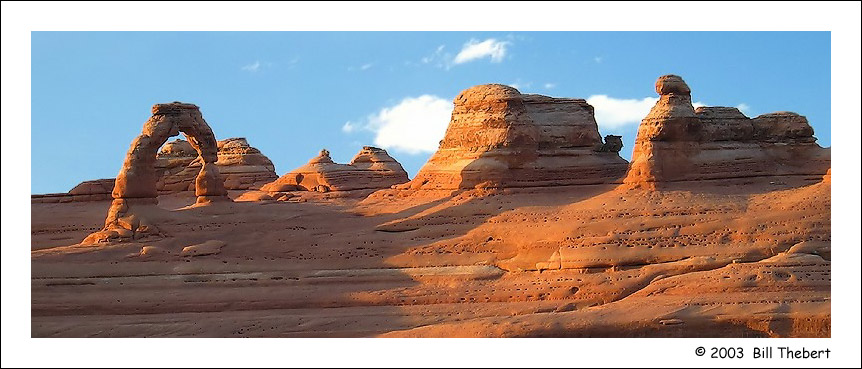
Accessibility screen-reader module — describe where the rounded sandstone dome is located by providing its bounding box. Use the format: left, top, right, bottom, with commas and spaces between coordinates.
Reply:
159, 139, 196, 156
655, 75, 691, 95
756, 111, 801, 117
454, 84, 522, 105
218, 137, 250, 150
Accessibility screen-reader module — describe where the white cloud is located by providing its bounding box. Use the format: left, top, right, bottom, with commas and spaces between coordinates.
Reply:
453, 38, 510, 65
736, 103, 752, 116
343, 95, 453, 154
420, 45, 450, 68
420, 39, 512, 70
422, 45, 446, 64
544, 83, 557, 90
241, 61, 261, 72
587, 95, 658, 129
341, 121, 359, 133
509, 79, 533, 91
587, 95, 707, 130
349, 63, 374, 72
594, 56, 603, 63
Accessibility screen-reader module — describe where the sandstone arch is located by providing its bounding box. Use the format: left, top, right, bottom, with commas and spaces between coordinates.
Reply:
83, 102, 229, 244
114, 102, 228, 201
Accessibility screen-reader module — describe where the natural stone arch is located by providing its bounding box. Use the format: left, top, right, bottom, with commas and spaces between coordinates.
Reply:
113, 102, 227, 201
83, 102, 229, 244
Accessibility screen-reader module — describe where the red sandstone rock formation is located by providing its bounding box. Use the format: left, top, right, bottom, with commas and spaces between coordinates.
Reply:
151, 139, 198, 192
156, 137, 277, 192
260, 146, 409, 193
216, 138, 279, 189
112, 102, 228, 203
624, 75, 830, 189
82, 102, 229, 244
31, 80, 832, 339
402, 84, 628, 190
37, 137, 278, 204
33, 167, 832, 338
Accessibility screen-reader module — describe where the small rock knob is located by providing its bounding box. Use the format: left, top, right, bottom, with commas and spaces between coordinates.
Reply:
655, 75, 691, 95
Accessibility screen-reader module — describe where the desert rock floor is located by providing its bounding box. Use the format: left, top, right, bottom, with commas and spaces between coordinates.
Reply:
31, 176, 830, 337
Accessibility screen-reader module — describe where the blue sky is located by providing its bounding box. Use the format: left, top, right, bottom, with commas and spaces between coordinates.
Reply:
31, 32, 831, 194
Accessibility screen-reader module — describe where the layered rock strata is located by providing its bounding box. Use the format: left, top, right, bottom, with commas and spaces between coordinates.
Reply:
403, 84, 628, 190
624, 75, 830, 188
260, 146, 409, 192
156, 137, 277, 192
83, 102, 229, 245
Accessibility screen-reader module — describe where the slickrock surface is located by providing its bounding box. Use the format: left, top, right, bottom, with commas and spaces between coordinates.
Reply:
259, 146, 408, 193
402, 84, 628, 190
31, 82, 831, 338
31, 175, 830, 337
624, 75, 830, 188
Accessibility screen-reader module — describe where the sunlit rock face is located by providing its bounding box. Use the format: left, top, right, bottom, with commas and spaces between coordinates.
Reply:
43, 137, 279, 204
624, 75, 830, 189
404, 84, 629, 190
155, 137, 278, 192
260, 146, 409, 193
31, 80, 832, 339
83, 102, 230, 245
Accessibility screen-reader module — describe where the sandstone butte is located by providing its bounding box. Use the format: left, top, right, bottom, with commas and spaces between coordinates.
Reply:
399, 84, 628, 191
31, 75, 831, 338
